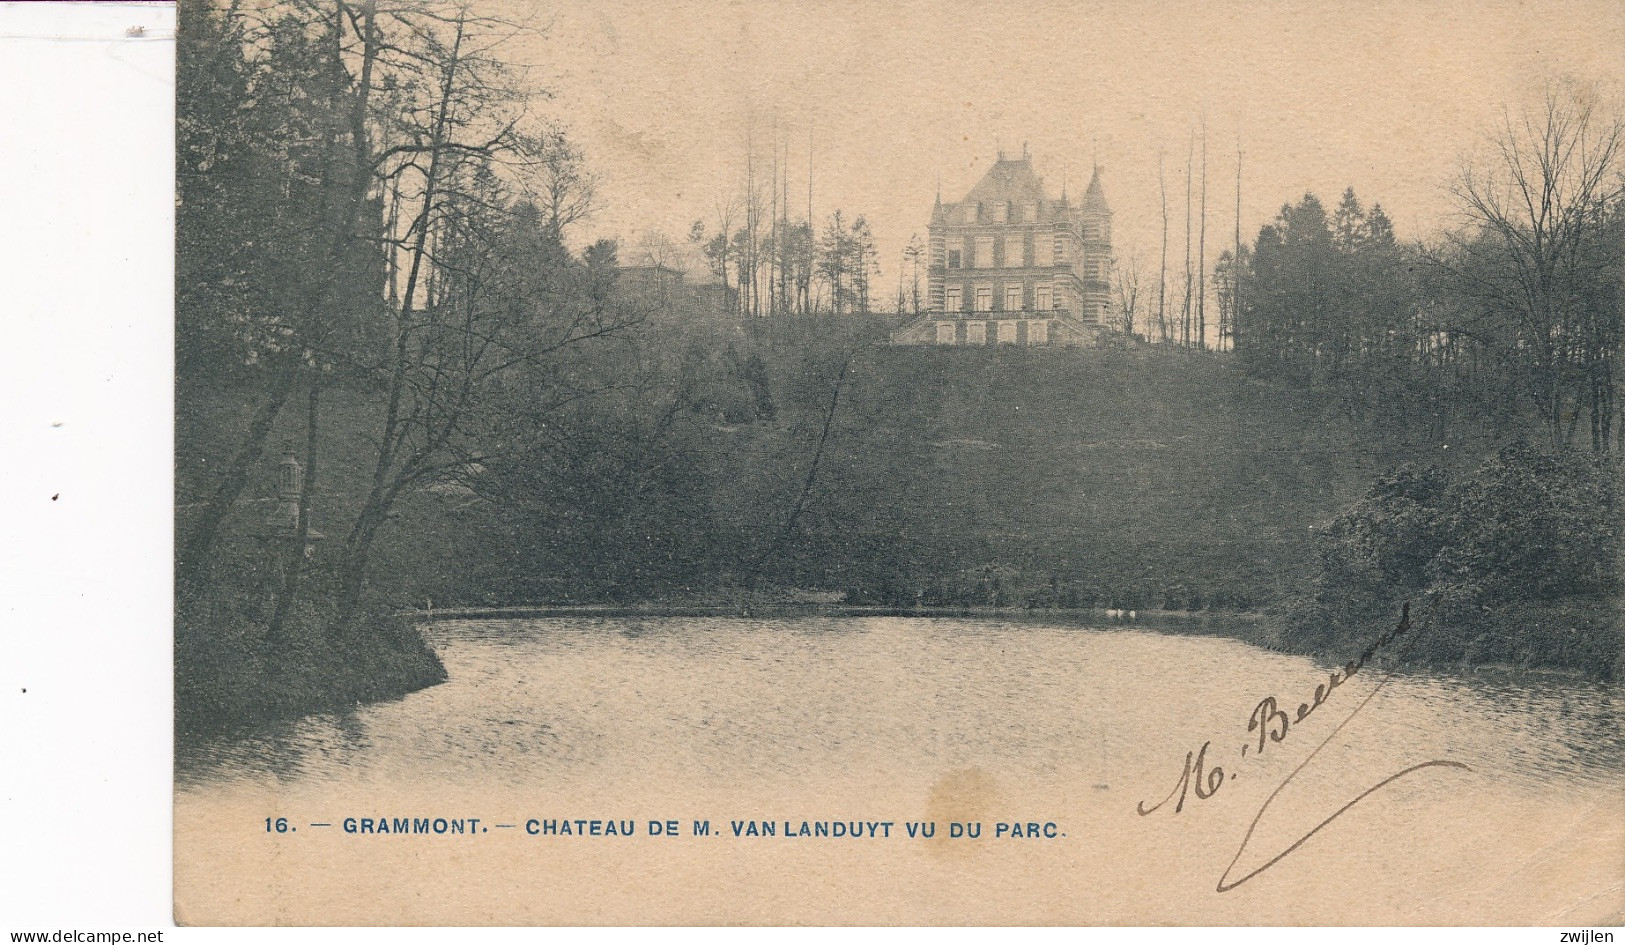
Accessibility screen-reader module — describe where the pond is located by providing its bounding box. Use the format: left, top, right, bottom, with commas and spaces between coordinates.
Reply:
175, 616, 1625, 924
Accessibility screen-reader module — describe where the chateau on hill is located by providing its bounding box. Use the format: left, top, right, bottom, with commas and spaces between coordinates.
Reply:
891, 150, 1112, 347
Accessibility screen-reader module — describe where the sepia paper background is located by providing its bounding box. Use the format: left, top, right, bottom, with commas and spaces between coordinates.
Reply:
169, 0, 1625, 926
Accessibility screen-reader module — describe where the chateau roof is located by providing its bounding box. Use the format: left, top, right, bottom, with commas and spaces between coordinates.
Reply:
958, 155, 1048, 207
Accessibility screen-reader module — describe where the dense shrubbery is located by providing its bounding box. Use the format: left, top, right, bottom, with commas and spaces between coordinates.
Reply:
386, 339, 1396, 615
175, 542, 446, 736
1281, 443, 1621, 676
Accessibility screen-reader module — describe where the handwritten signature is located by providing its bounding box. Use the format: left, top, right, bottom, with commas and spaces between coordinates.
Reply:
1136, 601, 1473, 892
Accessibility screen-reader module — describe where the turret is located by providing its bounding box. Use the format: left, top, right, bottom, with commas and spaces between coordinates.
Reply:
1077, 165, 1113, 327
1081, 164, 1109, 214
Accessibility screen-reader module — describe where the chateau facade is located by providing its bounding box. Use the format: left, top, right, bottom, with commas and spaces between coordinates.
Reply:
891, 152, 1111, 347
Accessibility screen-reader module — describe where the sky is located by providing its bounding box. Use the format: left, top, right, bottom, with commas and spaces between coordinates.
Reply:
494, 0, 1624, 291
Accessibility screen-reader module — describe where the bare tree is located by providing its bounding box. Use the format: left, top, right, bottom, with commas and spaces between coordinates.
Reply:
1183, 135, 1194, 346
1228, 139, 1242, 350
330, 7, 641, 626
780, 133, 792, 315
633, 229, 687, 270
1446, 79, 1625, 449
902, 233, 925, 314
535, 128, 596, 239
1197, 122, 1208, 349
1157, 151, 1169, 343
1112, 250, 1142, 337
744, 124, 759, 317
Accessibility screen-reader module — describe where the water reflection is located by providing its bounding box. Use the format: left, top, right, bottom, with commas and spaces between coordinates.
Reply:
176, 616, 1625, 795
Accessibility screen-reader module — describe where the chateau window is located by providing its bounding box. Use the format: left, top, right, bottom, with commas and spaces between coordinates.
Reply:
974, 237, 994, 268
945, 286, 962, 312
997, 320, 1018, 344
1026, 201, 1041, 222
948, 249, 962, 269
1034, 236, 1053, 267
966, 320, 987, 345
993, 202, 1008, 224
1004, 285, 1023, 312
1035, 284, 1052, 310
975, 286, 992, 312
936, 322, 956, 345
1029, 320, 1050, 345
1005, 236, 1024, 267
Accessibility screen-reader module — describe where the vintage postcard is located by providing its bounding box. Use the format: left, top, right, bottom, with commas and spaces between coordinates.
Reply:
173, 0, 1624, 926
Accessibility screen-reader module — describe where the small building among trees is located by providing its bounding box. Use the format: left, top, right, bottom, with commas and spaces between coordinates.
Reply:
617, 262, 739, 324
892, 149, 1112, 346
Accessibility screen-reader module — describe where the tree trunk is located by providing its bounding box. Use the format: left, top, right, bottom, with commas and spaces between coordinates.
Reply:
332, 13, 464, 633
177, 362, 296, 588
1197, 127, 1208, 349
1601, 354, 1615, 453
1158, 155, 1168, 343
750, 352, 852, 590
1183, 138, 1193, 347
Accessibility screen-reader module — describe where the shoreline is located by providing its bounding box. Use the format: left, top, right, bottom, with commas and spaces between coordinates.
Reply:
175, 613, 448, 741
179, 601, 1616, 746
410, 603, 1617, 683
408, 603, 1263, 622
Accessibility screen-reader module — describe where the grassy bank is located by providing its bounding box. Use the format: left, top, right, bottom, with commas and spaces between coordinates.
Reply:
174, 546, 446, 738
404, 339, 1517, 610
176, 614, 445, 738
